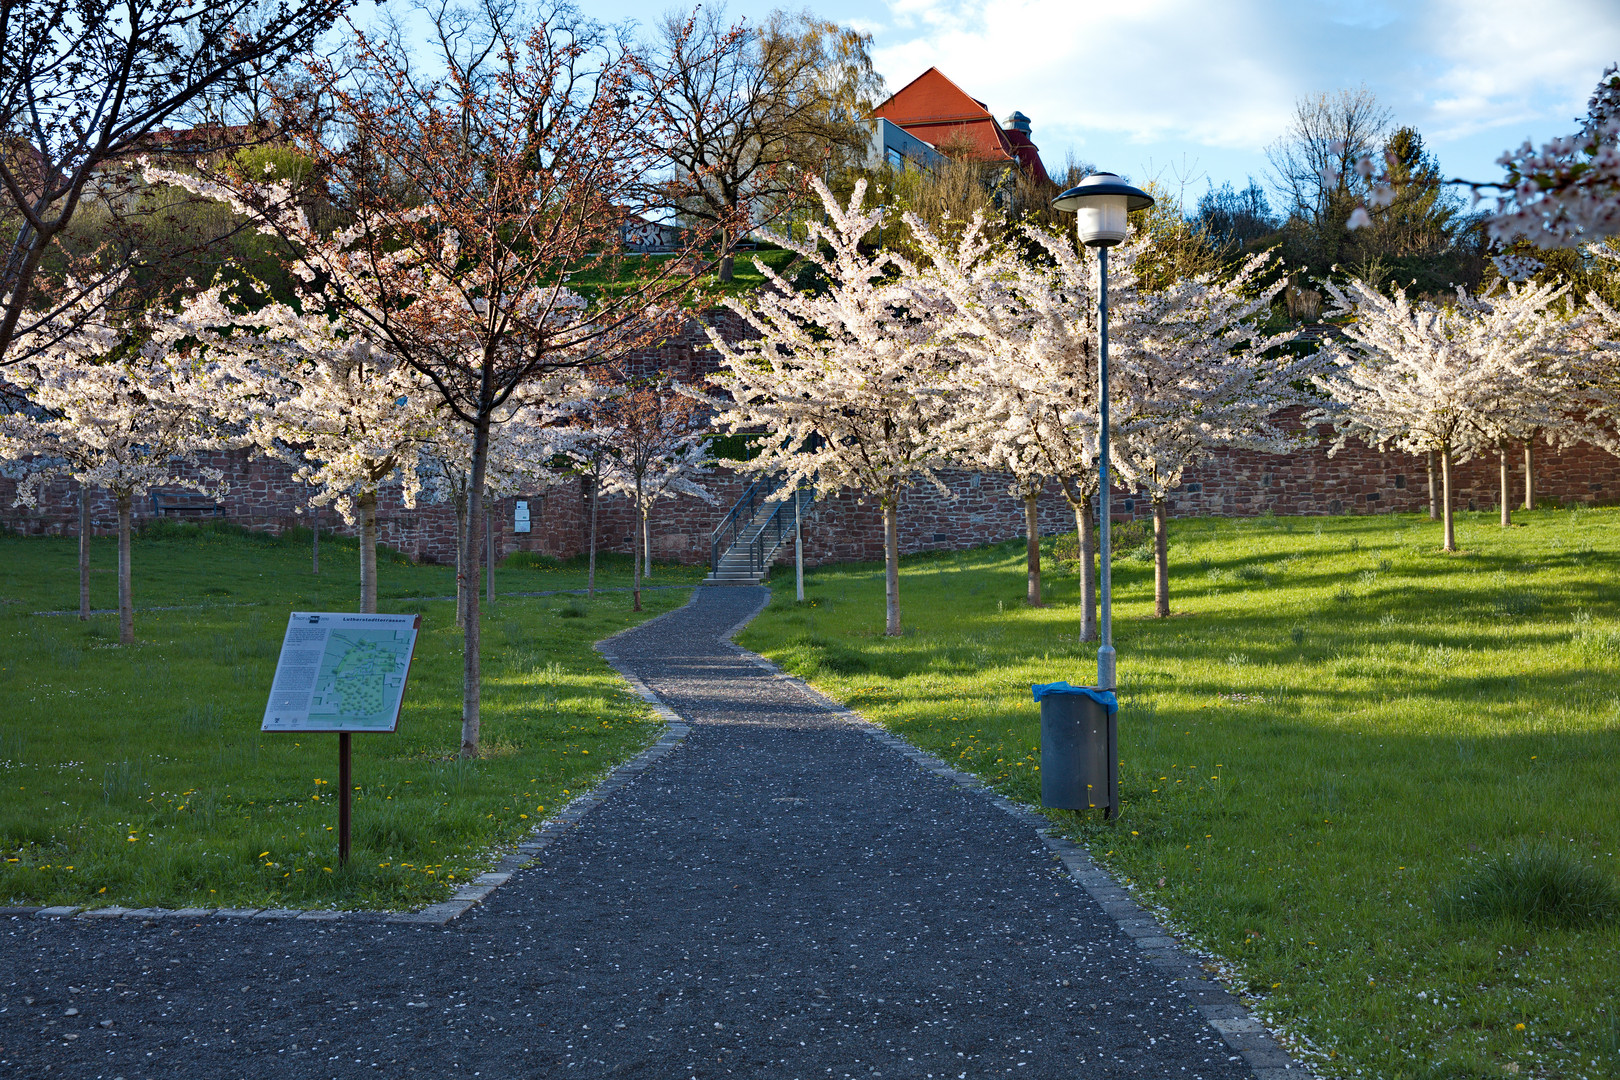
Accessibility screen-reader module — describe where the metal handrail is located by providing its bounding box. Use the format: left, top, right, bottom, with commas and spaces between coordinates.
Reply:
708, 435, 826, 574
710, 474, 774, 574
746, 487, 814, 576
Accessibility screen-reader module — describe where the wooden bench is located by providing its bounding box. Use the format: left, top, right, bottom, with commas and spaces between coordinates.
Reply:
150, 490, 224, 519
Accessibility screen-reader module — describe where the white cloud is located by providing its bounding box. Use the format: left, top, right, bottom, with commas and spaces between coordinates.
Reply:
865, 0, 1619, 172
871, 0, 1402, 153
590, 0, 1620, 194
1418, 0, 1619, 140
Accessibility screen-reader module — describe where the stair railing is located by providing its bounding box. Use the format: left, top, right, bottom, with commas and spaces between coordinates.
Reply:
710, 473, 776, 574
746, 486, 815, 576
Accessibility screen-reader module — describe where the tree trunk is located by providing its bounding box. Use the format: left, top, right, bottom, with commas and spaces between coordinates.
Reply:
78, 484, 91, 621
717, 230, 735, 284
632, 483, 643, 613
1523, 437, 1535, 511
460, 414, 492, 759
454, 490, 469, 629
116, 492, 133, 644
1427, 451, 1439, 521
358, 492, 378, 614
312, 507, 320, 575
642, 507, 652, 579
1499, 442, 1512, 528
587, 473, 599, 600
795, 488, 804, 603
883, 500, 901, 637
1153, 496, 1169, 618
1441, 444, 1456, 552
1077, 496, 1097, 643
1024, 492, 1042, 607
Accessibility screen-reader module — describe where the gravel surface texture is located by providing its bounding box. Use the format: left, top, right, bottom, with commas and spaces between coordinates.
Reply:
1, 586, 1269, 1079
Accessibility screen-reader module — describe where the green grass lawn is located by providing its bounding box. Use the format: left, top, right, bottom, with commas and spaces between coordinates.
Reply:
0, 522, 695, 911
740, 508, 1620, 1080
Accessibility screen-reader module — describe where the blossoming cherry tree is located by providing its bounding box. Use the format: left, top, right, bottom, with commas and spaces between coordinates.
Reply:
704, 178, 949, 636
1, 287, 234, 642
1311, 278, 1574, 551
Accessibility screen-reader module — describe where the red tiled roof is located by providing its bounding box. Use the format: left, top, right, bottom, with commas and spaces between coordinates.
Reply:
869, 67, 1016, 165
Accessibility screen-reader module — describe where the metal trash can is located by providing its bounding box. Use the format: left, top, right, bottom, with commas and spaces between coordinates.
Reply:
1032, 682, 1119, 818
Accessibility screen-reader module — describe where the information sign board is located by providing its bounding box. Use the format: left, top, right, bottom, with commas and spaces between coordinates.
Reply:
261, 612, 421, 733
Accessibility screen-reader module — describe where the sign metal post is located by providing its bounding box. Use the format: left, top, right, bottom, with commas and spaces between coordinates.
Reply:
338, 732, 352, 864
263, 612, 422, 868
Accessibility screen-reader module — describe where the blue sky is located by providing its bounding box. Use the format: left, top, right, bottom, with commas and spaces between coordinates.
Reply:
369, 0, 1620, 214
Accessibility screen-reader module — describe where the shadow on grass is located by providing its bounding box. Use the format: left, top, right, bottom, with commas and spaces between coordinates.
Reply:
742, 508, 1620, 1080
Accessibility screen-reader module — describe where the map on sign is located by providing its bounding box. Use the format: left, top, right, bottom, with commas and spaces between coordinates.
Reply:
262, 612, 421, 732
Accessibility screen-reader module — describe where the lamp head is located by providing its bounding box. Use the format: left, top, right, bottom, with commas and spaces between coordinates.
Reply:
1052, 172, 1155, 247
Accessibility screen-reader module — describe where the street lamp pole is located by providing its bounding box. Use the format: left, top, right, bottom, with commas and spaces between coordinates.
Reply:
1096, 243, 1114, 690
1052, 172, 1154, 692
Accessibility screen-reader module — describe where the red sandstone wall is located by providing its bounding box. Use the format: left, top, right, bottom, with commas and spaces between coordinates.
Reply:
781, 432, 1620, 568
5, 431, 1616, 568
5, 312, 1618, 566
0, 450, 590, 565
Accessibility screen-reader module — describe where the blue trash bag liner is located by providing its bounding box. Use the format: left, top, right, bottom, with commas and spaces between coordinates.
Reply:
1030, 681, 1118, 714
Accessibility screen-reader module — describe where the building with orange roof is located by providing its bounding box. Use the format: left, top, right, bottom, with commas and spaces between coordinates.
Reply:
866, 67, 1050, 184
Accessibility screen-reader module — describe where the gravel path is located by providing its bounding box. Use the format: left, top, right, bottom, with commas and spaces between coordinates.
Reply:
1, 586, 1270, 1079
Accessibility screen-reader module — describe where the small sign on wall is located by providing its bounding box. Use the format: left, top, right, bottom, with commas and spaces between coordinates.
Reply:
514, 500, 530, 534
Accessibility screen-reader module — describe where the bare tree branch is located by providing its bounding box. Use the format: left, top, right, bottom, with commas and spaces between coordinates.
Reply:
0, 0, 351, 362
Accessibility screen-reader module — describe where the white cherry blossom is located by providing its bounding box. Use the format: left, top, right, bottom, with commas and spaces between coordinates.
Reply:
702, 178, 950, 636
1, 280, 236, 641
1311, 278, 1575, 550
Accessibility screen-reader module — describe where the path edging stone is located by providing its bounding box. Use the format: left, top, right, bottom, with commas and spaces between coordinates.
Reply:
5, 590, 706, 931
707, 586, 1318, 1079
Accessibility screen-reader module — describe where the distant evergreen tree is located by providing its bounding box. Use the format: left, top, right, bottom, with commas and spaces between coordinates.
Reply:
1349, 127, 1488, 294
1265, 91, 1488, 296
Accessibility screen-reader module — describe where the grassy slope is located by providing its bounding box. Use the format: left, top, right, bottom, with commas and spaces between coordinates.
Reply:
565, 247, 800, 302
739, 508, 1620, 1080
0, 524, 697, 911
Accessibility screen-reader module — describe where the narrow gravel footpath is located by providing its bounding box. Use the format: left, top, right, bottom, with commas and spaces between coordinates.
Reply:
1, 586, 1263, 1080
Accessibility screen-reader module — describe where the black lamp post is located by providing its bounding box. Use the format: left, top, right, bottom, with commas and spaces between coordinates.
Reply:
1052, 172, 1154, 691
